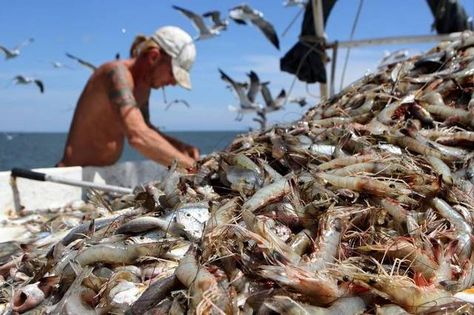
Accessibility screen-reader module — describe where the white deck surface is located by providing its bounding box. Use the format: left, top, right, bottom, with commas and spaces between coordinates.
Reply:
0, 160, 167, 218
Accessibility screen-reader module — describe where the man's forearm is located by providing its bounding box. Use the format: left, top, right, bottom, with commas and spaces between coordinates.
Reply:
128, 127, 195, 168
149, 124, 189, 151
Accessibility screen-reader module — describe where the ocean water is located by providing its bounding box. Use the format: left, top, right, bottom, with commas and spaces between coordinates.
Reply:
0, 131, 243, 171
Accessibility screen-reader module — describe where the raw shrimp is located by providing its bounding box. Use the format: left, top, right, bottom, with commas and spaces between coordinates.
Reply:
175, 251, 231, 314
302, 216, 342, 272
264, 295, 366, 315
242, 177, 292, 212
259, 264, 348, 305
349, 273, 455, 313
430, 198, 473, 260
426, 156, 454, 185
316, 154, 376, 171
317, 173, 409, 197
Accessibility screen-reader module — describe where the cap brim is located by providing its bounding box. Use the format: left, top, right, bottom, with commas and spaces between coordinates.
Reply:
172, 60, 191, 90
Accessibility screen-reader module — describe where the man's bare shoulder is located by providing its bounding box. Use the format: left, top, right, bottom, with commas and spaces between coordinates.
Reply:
102, 61, 137, 108
96, 61, 131, 78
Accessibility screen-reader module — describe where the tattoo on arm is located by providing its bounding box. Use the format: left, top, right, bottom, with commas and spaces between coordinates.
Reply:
107, 65, 137, 108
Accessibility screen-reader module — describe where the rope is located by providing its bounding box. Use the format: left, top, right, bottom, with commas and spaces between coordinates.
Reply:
281, 6, 306, 38
338, 0, 364, 91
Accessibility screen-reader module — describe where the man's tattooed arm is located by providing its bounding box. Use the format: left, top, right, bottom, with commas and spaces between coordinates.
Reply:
107, 64, 137, 108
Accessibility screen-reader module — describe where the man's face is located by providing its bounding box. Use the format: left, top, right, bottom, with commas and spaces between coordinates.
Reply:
150, 51, 177, 89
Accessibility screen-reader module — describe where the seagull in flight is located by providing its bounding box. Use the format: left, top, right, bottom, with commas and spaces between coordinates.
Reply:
378, 50, 410, 69
172, 6, 227, 40
12, 75, 44, 93
219, 68, 261, 121
260, 83, 286, 113
289, 96, 308, 107
51, 61, 73, 69
165, 99, 190, 111
228, 4, 280, 49
0, 38, 34, 60
283, 0, 308, 7
203, 10, 229, 31
65, 52, 97, 71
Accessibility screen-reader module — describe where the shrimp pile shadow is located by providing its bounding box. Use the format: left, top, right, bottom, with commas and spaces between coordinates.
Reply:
4, 31, 474, 314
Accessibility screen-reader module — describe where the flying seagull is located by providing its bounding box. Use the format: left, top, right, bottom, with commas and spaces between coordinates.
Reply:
260, 83, 286, 113
228, 4, 280, 49
0, 38, 34, 60
202, 10, 229, 31
283, 0, 308, 7
172, 6, 227, 40
219, 68, 261, 121
289, 96, 308, 107
65, 52, 97, 71
51, 61, 73, 69
378, 50, 410, 69
165, 99, 190, 111
12, 75, 44, 93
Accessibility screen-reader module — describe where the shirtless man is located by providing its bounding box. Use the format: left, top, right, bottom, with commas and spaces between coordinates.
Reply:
57, 26, 199, 169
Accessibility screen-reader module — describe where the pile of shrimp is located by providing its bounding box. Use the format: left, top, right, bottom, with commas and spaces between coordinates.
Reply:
3, 32, 474, 314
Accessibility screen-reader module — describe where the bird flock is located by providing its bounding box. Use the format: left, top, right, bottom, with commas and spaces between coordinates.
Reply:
172, 3, 310, 129
0, 37, 98, 94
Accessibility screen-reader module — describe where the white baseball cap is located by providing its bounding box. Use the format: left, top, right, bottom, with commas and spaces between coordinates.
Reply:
152, 26, 196, 90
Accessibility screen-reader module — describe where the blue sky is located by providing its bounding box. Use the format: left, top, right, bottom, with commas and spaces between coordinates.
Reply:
0, 0, 472, 132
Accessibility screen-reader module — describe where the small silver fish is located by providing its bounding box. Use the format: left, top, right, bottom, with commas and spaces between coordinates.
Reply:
165, 203, 210, 240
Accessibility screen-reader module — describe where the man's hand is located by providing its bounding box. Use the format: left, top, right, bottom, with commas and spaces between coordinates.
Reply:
183, 145, 200, 161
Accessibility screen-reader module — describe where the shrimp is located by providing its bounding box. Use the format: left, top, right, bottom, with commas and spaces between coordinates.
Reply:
357, 238, 438, 281
328, 162, 408, 177
350, 97, 375, 116
242, 177, 292, 212
316, 173, 409, 197
379, 198, 408, 228
349, 273, 455, 313
264, 295, 366, 315
259, 264, 348, 305
383, 133, 454, 162
377, 101, 406, 125
204, 197, 239, 238
375, 304, 410, 315
436, 131, 474, 147
242, 210, 300, 264
430, 198, 472, 260
426, 156, 453, 185
316, 154, 376, 171
11, 283, 46, 313
61, 241, 175, 278
175, 251, 232, 314
289, 229, 313, 256
302, 216, 342, 273
424, 104, 474, 128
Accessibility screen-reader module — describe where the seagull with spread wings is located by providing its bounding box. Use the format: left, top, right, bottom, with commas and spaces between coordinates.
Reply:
260, 83, 286, 113
203, 10, 229, 31
173, 6, 227, 40
51, 61, 73, 70
283, 0, 308, 7
219, 68, 262, 121
0, 38, 34, 60
165, 99, 190, 111
228, 4, 279, 49
12, 75, 44, 93
65, 52, 97, 71
289, 96, 308, 107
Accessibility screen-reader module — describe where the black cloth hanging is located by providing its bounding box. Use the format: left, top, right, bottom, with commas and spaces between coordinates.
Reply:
426, 0, 473, 34
280, 0, 337, 84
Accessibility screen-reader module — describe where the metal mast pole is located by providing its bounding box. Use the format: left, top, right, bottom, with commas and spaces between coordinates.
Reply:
312, 0, 328, 101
